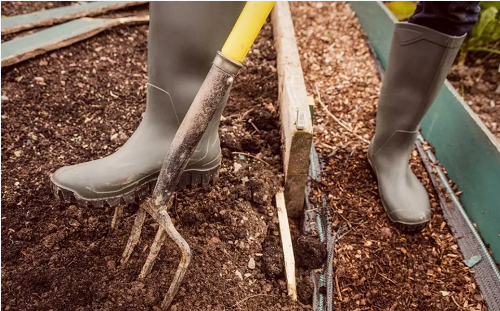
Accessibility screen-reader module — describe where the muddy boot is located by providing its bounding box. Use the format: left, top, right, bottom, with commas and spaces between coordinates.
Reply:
367, 23, 465, 232
51, 2, 245, 207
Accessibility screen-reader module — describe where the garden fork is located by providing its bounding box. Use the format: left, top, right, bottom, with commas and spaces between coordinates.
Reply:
118, 2, 275, 309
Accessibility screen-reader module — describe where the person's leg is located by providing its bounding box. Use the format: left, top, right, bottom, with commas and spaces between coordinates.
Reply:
368, 2, 479, 231
51, 2, 245, 207
408, 2, 480, 36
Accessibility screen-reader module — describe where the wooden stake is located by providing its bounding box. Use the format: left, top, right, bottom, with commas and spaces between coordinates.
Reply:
276, 191, 297, 301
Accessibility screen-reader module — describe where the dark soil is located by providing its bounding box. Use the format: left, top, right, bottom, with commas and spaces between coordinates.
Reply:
291, 2, 487, 310
294, 236, 326, 269
1, 5, 305, 311
449, 57, 500, 142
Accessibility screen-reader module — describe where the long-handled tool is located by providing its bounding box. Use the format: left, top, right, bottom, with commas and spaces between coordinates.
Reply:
119, 2, 275, 309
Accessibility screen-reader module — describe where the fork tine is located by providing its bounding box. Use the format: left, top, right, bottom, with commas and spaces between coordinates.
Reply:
139, 227, 166, 279
157, 209, 191, 310
121, 207, 147, 265
111, 205, 124, 229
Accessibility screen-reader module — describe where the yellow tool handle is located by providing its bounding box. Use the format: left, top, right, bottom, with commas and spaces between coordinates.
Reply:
221, 1, 275, 63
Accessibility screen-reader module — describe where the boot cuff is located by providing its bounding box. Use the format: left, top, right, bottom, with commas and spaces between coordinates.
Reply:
394, 22, 465, 48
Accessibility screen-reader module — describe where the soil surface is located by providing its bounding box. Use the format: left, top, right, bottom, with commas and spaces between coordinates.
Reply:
449, 58, 500, 142
1, 1, 494, 311
290, 2, 486, 311
1, 4, 304, 311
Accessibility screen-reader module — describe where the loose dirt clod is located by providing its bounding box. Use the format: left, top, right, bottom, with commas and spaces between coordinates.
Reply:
294, 236, 326, 269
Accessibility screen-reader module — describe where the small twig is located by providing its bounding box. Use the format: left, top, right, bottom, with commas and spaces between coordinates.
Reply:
337, 212, 352, 229
335, 273, 342, 301
315, 84, 352, 131
451, 294, 464, 309
232, 152, 272, 167
379, 272, 397, 285
315, 84, 370, 144
248, 120, 260, 132
224, 108, 254, 121
321, 142, 336, 150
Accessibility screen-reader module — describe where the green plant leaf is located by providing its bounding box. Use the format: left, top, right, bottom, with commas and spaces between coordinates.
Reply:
480, 1, 500, 11
386, 1, 417, 21
473, 6, 498, 38
461, 3, 500, 62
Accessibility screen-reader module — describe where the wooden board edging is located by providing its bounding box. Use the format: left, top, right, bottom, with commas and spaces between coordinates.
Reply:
1, 1, 147, 35
272, 1, 313, 218
1, 16, 150, 67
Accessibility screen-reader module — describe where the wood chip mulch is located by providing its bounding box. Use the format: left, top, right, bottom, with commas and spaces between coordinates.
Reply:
290, 2, 487, 310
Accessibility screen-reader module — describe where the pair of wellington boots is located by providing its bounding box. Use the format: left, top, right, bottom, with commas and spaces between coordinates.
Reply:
51, 10, 465, 232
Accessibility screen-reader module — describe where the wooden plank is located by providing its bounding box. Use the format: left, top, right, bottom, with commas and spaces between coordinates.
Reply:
349, 1, 500, 263
1, 1, 147, 35
1, 16, 149, 67
272, 1, 313, 218
275, 192, 297, 301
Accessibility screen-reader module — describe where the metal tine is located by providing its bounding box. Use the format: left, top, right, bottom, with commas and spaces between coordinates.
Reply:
121, 207, 147, 265
139, 227, 166, 279
111, 205, 124, 229
157, 209, 191, 310
140, 200, 191, 310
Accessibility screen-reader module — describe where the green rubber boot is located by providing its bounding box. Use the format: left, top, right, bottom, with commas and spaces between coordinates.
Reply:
367, 23, 465, 232
51, 2, 245, 207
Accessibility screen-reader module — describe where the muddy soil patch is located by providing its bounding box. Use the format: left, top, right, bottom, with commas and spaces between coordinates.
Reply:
1, 8, 305, 311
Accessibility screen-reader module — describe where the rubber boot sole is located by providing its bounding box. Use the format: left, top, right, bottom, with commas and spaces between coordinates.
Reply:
50, 166, 220, 208
366, 155, 429, 232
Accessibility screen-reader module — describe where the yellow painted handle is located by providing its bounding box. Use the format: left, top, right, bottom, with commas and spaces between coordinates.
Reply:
221, 1, 275, 63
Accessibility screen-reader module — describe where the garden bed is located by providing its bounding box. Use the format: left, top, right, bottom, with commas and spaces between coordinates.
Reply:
1, 5, 307, 310
290, 2, 486, 310
0, 1, 491, 311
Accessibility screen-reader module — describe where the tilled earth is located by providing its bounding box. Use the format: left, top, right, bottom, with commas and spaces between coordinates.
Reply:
291, 2, 486, 311
1, 5, 306, 311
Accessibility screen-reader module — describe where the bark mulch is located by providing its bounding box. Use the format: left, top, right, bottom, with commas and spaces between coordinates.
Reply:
290, 2, 486, 310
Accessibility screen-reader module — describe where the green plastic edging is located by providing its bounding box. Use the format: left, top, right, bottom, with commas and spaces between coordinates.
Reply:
349, 1, 500, 262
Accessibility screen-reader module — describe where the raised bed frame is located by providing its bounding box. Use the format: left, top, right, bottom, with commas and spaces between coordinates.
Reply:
348, 0, 500, 264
